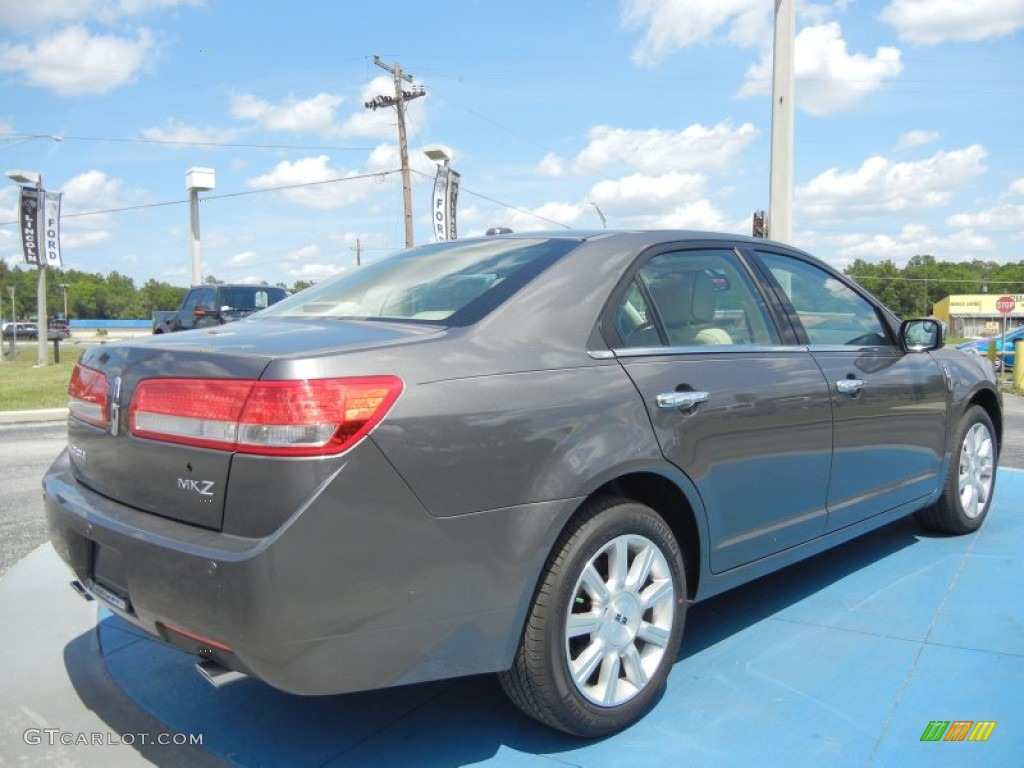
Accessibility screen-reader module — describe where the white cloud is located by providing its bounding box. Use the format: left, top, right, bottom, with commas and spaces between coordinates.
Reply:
286, 262, 341, 280
640, 199, 734, 231
286, 244, 321, 262
0, 26, 156, 95
537, 152, 567, 178
247, 155, 379, 210
738, 23, 902, 115
228, 251, 257, 266
797, 145, 987, 219
549, 121, 757, 176
281, 245, 347, 281
1008, 179, 1024, 197
0, 0, 203, 31
53, 169, 133, 247
231, 92, 344, 135
881, 0, 1024, 45
61, 169, 124, 210
897, 130, 939, 150
140, 119, 241, 146
62, 229, 112, 248
589, 172, 708, 217
621, 0, 768, 66
474, 202, 583, 233
947, 205, 1024, 231
824, 225, 993, 265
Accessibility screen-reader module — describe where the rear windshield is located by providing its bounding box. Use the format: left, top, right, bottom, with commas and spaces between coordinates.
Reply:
259, 237, 581, 325
217, 286, 288, 311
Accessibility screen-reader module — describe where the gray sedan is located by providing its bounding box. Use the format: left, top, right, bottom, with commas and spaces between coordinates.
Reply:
44, 231, 1001, 737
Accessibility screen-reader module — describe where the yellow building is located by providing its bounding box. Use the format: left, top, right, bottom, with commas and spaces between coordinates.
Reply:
933, 293, 1024, 337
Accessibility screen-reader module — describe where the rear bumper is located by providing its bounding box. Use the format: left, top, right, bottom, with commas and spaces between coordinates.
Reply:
43, 444, 574, 695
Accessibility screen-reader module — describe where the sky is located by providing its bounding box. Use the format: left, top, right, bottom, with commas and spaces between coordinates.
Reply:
1, 0, 1023, 288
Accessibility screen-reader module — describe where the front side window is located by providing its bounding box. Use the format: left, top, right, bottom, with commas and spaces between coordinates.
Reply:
259, 238, 581, 325
196, 287, 217, 312
757, 251, 892, 346
615, 248, 779, 348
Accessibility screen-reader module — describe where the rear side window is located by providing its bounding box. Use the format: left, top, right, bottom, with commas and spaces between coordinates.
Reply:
260, 238, 581, 324
615, 249, 779, 347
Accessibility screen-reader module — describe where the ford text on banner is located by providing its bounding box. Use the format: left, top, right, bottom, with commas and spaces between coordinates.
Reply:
17, 186, 42, 265
431, 166, 451, 243
43, 190, 63, 267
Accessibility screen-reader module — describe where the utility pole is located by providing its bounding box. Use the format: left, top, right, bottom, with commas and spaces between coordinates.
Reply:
366, 56, 425, 248
352, 238, 362, 267
768, 0, 795, 243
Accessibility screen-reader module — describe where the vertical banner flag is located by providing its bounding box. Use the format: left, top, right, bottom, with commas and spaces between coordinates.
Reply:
430, 166, 461, 243
43, 190, 63, 267
447, 170, 460, 241
431, 165, 450, 243
17, 186, 42, 265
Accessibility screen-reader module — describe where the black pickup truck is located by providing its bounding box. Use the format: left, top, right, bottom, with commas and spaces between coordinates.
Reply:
153, 284, 289, 334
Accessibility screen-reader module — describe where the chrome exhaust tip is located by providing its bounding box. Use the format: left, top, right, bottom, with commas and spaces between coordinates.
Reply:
70, 580, 95, 601
195, 659, 247, 688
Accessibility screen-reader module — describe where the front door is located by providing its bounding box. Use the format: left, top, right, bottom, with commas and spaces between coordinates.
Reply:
754, 250, 948, 531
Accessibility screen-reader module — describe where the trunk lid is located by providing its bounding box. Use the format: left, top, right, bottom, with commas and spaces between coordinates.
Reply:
68, 318, 439, 530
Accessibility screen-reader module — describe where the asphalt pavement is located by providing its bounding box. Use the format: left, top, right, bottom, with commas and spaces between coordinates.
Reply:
1, 393, 1022, 766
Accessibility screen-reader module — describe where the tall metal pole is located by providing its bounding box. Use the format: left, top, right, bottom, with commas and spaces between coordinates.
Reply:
768, 0, 795, 243
35, 175, 47, 367
186, 168, 215, 286
190, 188, 202, 285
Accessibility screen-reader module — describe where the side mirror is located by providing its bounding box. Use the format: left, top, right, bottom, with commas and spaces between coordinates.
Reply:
901, 318, 945, 352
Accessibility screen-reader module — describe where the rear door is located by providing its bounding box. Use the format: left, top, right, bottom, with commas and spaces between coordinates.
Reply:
752, 249, 948, 532
609, 244, 834, 573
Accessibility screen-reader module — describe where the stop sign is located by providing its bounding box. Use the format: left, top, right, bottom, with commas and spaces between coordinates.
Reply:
996, 295, 1015, 315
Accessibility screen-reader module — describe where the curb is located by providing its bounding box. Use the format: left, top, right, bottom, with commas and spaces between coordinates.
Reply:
0, 408, 68, 424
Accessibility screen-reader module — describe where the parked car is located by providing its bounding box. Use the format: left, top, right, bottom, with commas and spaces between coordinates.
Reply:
957, 325, 1024, 371
2, 322, 39, 339
153, 284, 289, 333
45, 231, 1002, 737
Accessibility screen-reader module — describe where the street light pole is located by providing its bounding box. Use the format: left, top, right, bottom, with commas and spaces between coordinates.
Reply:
185, 168, 216, 286
59, 282, 70, 323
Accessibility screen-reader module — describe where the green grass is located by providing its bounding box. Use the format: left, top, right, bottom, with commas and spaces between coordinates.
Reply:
0, 343, 83, 411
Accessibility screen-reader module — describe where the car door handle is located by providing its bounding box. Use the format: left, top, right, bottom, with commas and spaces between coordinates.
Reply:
656, 391, 709, 410
836, 379, 866, 396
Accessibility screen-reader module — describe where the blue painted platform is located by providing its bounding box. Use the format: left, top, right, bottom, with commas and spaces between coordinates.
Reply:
94, 469, 1024, 767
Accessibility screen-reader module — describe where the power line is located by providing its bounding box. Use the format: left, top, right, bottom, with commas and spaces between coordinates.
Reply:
0, 170, 402, 226
0, 132, 375, 151
1, 164, 573, 232
409, 168, 572, 230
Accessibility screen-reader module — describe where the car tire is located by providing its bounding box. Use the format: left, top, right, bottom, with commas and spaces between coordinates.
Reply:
915, 405, 997, 534
499, 497, 686, 737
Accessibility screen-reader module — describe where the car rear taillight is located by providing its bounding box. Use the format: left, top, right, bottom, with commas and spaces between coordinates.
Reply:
68, 364, 109, 428
129, 376, 403, 456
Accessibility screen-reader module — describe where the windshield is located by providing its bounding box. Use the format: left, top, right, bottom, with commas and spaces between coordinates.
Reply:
259, 237, 581, 324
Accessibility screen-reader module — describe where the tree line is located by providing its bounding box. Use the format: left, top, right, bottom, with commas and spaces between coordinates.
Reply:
0, 262, 314, 321
846, 255, 1024, 319
2, 255, 1023, 322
